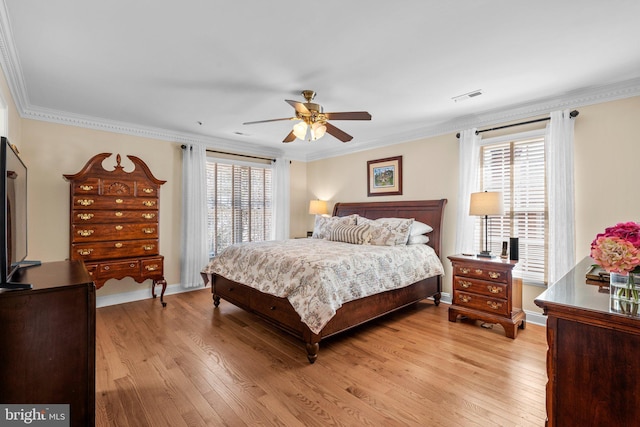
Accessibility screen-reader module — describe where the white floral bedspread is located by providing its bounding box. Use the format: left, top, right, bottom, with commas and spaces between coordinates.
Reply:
201, 239, 444, 334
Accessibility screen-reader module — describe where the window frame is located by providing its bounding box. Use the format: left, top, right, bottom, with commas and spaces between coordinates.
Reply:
205, 155, 274, 258
477, 128, 548, 286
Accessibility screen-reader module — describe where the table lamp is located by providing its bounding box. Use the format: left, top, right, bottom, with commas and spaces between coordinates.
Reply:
469, 191, 504, 258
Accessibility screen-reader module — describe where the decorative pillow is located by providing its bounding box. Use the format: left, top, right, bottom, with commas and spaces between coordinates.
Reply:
312, 214, 357, 239
410, 220, 433, 236
358, 217, 414, 246
329, 223, 371, 245
407, 234, 430, 245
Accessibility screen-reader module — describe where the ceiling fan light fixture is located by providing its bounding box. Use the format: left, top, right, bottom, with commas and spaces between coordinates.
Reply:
311, 122, 327, 141
292, 121, 308, 140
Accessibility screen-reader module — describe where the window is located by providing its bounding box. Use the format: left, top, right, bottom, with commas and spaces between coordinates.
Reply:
206, 157, 273, 257
478, 135, 547, 285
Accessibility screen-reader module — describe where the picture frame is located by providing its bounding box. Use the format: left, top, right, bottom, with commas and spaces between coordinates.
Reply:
367, 156, 402, 197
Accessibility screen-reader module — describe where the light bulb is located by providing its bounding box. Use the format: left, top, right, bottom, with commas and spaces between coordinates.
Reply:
310, 122, 327, 140
292, 121, 307, 140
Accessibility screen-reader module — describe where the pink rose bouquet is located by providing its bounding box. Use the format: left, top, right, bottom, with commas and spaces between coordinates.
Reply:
590, 222, 640, 274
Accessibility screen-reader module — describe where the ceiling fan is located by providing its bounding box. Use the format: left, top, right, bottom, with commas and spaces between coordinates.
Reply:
243, 90, 371, 143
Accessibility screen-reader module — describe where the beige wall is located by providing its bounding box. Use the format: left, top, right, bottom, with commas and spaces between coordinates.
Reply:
305, 95, 640, 313
3, 58, 639, 309
19, 119, 182, 296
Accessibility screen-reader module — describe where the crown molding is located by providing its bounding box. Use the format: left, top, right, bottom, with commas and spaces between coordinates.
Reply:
0, 0, 29, 113
305, 77, 640, 162
1, 3, 638, 164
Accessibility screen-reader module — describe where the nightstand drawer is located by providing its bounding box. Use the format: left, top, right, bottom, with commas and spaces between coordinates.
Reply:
454, 277, 508, 298
453, 264, 509, 283
454, 291, 509, 316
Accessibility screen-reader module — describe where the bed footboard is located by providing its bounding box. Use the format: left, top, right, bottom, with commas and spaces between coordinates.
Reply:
201, 271, 441, 363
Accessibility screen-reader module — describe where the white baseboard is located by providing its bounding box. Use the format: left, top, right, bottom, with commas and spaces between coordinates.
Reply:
96, 283, 205, 308
436, 292, 547, 327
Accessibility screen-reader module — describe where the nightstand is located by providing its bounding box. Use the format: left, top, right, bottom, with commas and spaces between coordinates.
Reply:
447, 254, 526, 338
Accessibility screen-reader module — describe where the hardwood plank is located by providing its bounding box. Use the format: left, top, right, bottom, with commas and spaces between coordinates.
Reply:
96, 289, 547, 426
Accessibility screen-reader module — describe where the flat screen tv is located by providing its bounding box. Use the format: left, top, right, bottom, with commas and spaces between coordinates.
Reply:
0, 137, 32, 289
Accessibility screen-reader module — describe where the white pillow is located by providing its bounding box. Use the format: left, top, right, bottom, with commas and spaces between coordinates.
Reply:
410, 220, 433, 236
312, 214, 357, 239
407, 234, 430, 245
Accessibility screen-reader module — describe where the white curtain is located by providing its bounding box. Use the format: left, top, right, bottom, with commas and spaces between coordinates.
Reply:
455, 128, 481, 255
180, 143, 209, 288
272, 156, 290, 240
546, 110, 576, 284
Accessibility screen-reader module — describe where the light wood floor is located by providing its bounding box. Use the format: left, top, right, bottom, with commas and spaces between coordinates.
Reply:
95, 289, 548, 426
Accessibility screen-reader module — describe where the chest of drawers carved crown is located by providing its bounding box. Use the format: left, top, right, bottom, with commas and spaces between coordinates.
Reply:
63, 153, 168, 306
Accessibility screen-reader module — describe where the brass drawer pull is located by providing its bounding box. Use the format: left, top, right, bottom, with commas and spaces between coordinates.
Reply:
145, 264, 159, 271
103, 266, 110, 271
115, 225, 123, 231
142, 188, 154, 194
460, 267, 470, 274
142, 227, 155, 234
487, 301, 503, 310
77, 213, 94, 221
79, 184, 93, 191
77, 248, 93, 256
488, 286, 503, 294
460, 280, 472, 289
77, 229, 94, 237
459, 295, 471, 303
115, 211, 123, 217
142, 213, 156, 219
488, 272, 501, 279
115, 243, 123, 248
77, 199, 94, 206
474, 269, 483, 275
142, 200, 156, 207
143, 244, 155, 251
115, 198, 124, 204
130, 263, 136, 268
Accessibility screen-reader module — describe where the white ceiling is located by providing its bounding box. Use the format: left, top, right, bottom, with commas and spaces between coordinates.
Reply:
1, 0, 640, 161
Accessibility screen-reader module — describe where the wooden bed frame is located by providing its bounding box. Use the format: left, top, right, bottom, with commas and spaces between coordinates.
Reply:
201, 199, 447, 363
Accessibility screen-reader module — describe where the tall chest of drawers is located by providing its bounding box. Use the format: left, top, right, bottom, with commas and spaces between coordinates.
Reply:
447, 254, 525, 338
64, 153, 168, 306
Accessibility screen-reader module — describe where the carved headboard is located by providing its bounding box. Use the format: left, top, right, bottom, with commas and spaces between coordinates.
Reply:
332, 199, 447, 257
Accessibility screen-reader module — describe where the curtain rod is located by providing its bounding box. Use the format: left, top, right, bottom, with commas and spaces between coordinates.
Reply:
180, 145, 275, 162
455, 110, 579, 139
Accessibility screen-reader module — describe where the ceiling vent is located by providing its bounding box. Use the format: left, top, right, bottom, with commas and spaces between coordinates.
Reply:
452, 89, 483, 103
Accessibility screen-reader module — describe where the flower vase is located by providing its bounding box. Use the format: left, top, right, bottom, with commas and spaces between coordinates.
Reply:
610, 272, 640, 315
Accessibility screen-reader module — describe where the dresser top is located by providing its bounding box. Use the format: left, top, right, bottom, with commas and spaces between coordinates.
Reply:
535, 256, 640, 326
63, 152, 166, 185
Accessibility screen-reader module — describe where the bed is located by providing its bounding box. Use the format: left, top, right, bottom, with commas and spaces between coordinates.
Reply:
200, 199, 447, 363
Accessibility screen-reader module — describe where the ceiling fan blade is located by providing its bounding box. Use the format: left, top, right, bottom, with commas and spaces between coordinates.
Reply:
243, 117, 294, 125
325, 122, 353, 142
324, 111, 372, 121
282, 130, 296, 143
285, 99, 310, 115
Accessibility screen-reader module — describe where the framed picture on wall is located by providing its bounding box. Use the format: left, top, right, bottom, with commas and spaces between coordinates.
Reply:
367, 156, 402, 196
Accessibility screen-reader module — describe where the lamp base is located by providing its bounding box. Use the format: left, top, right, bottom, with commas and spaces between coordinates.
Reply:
476, 251, 493, 258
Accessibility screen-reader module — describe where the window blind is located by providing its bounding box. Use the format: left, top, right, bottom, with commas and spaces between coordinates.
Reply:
206, 159, 273, 257
479, 136, 547, 284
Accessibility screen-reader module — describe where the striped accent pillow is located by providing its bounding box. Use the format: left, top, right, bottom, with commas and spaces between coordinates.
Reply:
329, 223, 371, 245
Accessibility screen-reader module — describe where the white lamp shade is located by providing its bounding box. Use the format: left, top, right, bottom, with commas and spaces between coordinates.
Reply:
309, 199, 328, 215
311, 122, 327, 140
469, 191, 504, 216
293, 121, 308, 140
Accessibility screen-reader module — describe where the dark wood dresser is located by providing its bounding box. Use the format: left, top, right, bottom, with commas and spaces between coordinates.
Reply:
535, 256, 640, 426
448, 254, 525, 338
64, 153, 167, 306
0, 261, 95, 427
